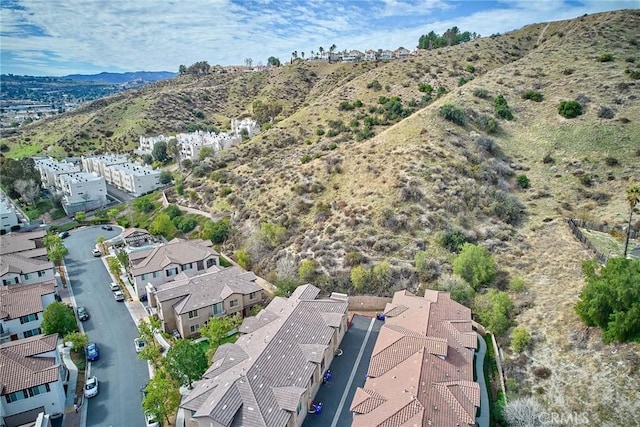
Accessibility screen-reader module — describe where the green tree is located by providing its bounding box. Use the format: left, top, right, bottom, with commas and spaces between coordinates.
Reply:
0, 157, 40, 199
149, 213, 178, 239
298, 259, 318, 283
159, 170, 173, 185
236, 248, 251, 270
372, 261, 391, 289
258, 222, 287, 248
494, 94, 514, 120
511, 326, 531, 353
267, 56, 281, 67
200, 218, 231, 244
558, 100, 583, 118
439, 103, 465, 125
164, 204, 183, 220
198, 146, 214, 160
152, 140, 168, 162
41, 301, 78, 336
178, 64, 187, 74
199, 314, 242, 349
453, 243, 496, 290
44, 234, 68, 265
474, 289, 512, 335
13, 178, 40, 207
351, 265, 370, 291
165, 339, 208, 389
142, 372, 181, 425
64, 332, 89, 353
74, 211, 86, 222
575, 258, 640, 343
96, 235, 106, 253
623, 185, 640, 257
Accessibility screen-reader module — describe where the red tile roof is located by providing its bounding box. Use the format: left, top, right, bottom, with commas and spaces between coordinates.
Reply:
0, 334, 59, 394
0, 281, 56, 319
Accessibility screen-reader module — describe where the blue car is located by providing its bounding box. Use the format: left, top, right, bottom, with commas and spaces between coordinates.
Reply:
86, 343, 100, 361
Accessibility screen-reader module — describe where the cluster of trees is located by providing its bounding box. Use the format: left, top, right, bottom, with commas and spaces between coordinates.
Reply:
178, 61, 212, 75
0, 157, 41, 205
418, 27, 479, 50
138, 314, 242, 423
252, 99, 283, 125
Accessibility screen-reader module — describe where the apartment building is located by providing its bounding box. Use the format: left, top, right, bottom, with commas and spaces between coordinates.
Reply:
34, 158, 80, 188
138, 135, 171, 154
129, 238, 220, 298
350, 289, 480, 427
181, 284, 349, 427
177, 131, 237, 160
0, 282, 56, 343
0, 196, 19, 233
149, 266, 265, 338
81, 155, 162, 196
0, 334, 67, 427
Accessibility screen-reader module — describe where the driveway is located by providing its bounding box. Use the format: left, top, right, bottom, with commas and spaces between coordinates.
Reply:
64, 226, 149, 427
303, 315, 383, 427
476, 333, 489, 427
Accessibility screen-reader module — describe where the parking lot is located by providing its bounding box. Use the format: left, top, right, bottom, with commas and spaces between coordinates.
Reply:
303, 314, 383, 427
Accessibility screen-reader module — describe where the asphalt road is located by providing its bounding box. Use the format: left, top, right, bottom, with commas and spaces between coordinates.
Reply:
64, 226, 149, 427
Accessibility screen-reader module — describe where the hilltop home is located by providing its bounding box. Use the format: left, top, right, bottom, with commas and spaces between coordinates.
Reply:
181, 285, 349, 427
394, 47, 410, 59
129, 238, 220, 298
0, 282, 56, 343
0, 230, 55, 288
148, 266, 264, 338
350, 290, 480, 427
0, 334, 67, 427
364, 49, 378, 61
380, 49, 394, 60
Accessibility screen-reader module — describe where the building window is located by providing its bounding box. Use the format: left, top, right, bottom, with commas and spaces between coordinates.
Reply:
206, 258, 216, 268
23, 328, 41, 338
5, 390, 28, 403
213, 302, 224, 315
24, 273, 32, 280
249, 291, 259, 300
141, 274, 147, 280
190, 324, 200, 333
181, 263, 192, 271
166, 267, 178, 277
19, 313, 38, 324
38, 271, 46, 277
27, 384, 50, 397
230, 299, 238, 308
152, 271, 160, 278
188, 310, 198, 319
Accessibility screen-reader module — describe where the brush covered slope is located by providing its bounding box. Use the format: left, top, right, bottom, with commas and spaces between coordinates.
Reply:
3, 10, 640, 424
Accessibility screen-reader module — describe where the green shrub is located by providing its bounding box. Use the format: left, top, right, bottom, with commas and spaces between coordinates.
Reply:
316, 127, 325, 136
338, 101, 355, 111
494, 95, 514, 120
508, 277, 527, 292
465, 64, 476, 73
473, 87, 490, 99
453, 243, 496, 290
418, 83, 433, 93
301, 154, 312, 164
558, 100, 583, 118
474, 290, 512, 336
438, 103, 465, 126
474, 115, 499, 134
597, 53, 614, 62
522, 90, 543, 102
511, 326, 531, 352
516, 174, 530, 189
458, 76, 471, 86
625, 68, 640, 79
367, 80, 382, 91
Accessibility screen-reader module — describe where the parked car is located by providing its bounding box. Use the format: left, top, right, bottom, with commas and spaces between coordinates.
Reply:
134, 338, 146, 353
101, 224, 113, 231
144, 411, 160, 427
84, 376, 99, 398
58, 231, 69, 239
92, 248, 102, 257
86, 343, 100, 361
77, 306, 90, 321
113, 290, 125, 301
109, 282, 120, 291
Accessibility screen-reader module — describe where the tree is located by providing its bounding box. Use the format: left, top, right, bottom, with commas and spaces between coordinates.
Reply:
474, 290, 512, 335
159, 170, 173, 185
298, 259, 318, 283
152, 140, 168, 162
575, 258, 640, 343
167, 138, 180, 164
453, 244, 496, 290
0, 157, 40, 199
252, 100, 282, 125
198, 146, 214, 160
236, 248, 251, 270
96, 235, 106, 253
64, 332, 89, 352
41, 301, 78, 336
74, 211, 86, 222
502, 397, 546, 427
165, 339, 208, 388
178, 64, 187, 74
511, 326, 531, 353
141, 153, 153, 165
44, 233, 68, 265
319, 46, 324, 59
624, 185, 640, 257
14, 178, 40, 207
437, 274, 474, 308
149, 213, 178, 239
558, 100, 583, 118
199, 314, 241, 348
142, 372, 181, 425
200, 218, 231, 244
351, 265, 370, 291
267, 56, 281, 67
372, 261, 391, 289
244, 57, 253, 68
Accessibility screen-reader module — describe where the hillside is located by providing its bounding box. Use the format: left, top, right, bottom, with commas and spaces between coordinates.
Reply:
2, 10, 640, 424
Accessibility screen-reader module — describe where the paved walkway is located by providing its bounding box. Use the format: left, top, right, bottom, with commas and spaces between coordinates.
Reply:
476, 332, 489, 427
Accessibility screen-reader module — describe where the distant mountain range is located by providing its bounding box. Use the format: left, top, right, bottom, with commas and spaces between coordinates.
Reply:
63, 71, 177, 84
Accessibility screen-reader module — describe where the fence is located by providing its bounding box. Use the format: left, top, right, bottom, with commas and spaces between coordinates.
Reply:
473, 321, 507, 403
162, 189, 229, 221
347, 295, 392, 312
566, 218, 609, 264
570, 218, 639, 239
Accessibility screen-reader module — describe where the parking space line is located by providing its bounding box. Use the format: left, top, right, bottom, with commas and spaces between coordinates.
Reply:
330, 316, 376, 427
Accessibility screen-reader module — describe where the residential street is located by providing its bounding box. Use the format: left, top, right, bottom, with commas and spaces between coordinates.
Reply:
64, 226, 149, 427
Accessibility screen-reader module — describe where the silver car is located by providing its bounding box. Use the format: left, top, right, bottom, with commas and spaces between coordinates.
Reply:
113, 290, 125, 301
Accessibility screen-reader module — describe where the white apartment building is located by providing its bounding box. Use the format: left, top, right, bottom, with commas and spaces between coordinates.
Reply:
34, 158, 80, 188
0, 196, 19, 233
177, 131, 237, 160
137, 135, 171, 154
230, 118, 260, 138
81, 155, 162, 197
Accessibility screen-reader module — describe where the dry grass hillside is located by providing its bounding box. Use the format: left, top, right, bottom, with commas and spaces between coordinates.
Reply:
3, 9, 640, 424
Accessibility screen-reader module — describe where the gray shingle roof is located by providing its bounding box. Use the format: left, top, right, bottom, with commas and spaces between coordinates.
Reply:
0, 281, 56, 319
182, 285, 348, 427
130, 238, 219, 276
0, 334, 59, 394
0, 253, 54, 276
0, 230, 46, 256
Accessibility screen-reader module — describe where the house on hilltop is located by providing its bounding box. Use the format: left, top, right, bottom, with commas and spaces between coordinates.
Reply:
350, 289, 481, 427
0, 334, 67, 427
180, 284, 349, 427
148, 266, 265, 338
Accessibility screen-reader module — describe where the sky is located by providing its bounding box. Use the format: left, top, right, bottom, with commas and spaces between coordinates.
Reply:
0, 0, 637, 76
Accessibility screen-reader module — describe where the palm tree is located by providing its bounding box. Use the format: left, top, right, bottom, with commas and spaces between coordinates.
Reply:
624, 185, 640, 257
301, 51, 305, 60
319, 46, 324, 59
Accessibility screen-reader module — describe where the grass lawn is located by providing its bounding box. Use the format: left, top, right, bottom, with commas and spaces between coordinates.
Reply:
23, 198, 53, 220
196, 333, 239, 355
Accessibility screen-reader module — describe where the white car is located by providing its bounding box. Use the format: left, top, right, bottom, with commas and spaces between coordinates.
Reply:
84, 376, 98, 398
134, 338, 147, 353
109, 282, 120, 291
113, 290, 125, 301
144, 411, 160, 427
92, 248, 102, 257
